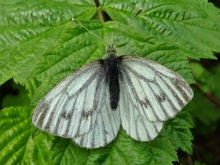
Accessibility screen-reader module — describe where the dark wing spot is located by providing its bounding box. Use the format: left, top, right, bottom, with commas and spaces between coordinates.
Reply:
81, 109, 93, 118
139, 97, 150, 108
61, 111, 72, 120
156, 92, 166, 103
103, 130, 109, 135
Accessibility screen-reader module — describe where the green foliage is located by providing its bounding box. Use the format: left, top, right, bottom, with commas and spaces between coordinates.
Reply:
0, 0, 220, 165
194, 161, 206, 165
0, 107, 53, 165
191, 63, 220, 134
1, 81, 31, 107
165, 109, 194, 154
51, 130, 178, 165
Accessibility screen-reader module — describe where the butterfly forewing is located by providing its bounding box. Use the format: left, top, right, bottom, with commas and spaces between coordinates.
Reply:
119, 56, 193, 122
32, 61, 105, 138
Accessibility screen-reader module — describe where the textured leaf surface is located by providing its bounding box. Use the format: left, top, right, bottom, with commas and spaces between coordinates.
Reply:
102, 0, 220, 59
165, 110, 194, 154
0, 107, 53, 165
0, 0, 97, 86
1, 0, 220, 164
51, 135, 177, 165
0, 0, 219, 89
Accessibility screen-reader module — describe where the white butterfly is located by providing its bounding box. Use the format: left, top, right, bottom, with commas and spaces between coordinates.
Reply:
32, 45, 193, 148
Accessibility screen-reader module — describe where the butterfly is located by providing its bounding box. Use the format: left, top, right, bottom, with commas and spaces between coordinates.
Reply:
32, 43, 193, 148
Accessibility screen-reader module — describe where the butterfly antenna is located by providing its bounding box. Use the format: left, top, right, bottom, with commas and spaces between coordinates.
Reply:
72, 17, 108, 46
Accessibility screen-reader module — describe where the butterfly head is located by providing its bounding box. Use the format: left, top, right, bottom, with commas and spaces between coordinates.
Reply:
106, 44, 116, 56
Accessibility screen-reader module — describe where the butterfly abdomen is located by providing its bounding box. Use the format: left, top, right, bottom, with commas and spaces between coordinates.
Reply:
102, 53, 121, 110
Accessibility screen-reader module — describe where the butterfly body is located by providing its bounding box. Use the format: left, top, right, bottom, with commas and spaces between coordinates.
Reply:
101, 47, 121, 110
33, 46, 193, 148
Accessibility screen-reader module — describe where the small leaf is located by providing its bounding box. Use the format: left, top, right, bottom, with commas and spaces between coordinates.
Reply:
165, 109, 194, 154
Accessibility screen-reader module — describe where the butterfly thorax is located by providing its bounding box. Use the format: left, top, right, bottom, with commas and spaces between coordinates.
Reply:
101, 48, 121, 110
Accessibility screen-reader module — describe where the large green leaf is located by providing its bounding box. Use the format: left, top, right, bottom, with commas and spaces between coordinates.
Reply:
0, 0, 219, 164
1, 0, 219, 89
0, 107, 53, 165
32, 20, 195, 103
0, 0, 97, 86
102, 0, 220, 59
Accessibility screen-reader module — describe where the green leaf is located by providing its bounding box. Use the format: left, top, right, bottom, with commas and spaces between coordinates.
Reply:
51, 137, 111, 165
32, 20, 195, 103
194, 161, 206, 165
51, 138, 78, 165
102, 0, 220, 59
208, 65, 220, 100
103, 21, 195, 83
190, 62, 210, 92
0, 0, 97, 86
0, 106, 53, 165
1, 0, 218, 164
191, 90, 220, 127
31, 20, 106, 103
190, 63, 220, 128
51, 131, 178, 165
1, 81, 31, 108
104, 133, 177, 165
165, 110, 194, 154
1, 0, 218, 89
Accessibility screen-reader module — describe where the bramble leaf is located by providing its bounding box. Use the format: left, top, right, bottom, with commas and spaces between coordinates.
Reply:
1, 0, 220, 165
0, 106, 53, 165
102, 0, 220, 59
165, 110, 194, 154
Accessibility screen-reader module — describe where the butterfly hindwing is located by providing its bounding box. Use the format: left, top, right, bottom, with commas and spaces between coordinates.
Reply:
118, 75, 163, 141
73, 82, 121, 148
119, 56, 193, 122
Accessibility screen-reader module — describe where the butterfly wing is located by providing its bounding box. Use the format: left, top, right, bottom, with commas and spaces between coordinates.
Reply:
32, 61, 121, 148
73, 82, 121, 148
118, 73, 163, 141
119, 56, 193, 122
33, 61, 106, 138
